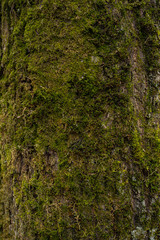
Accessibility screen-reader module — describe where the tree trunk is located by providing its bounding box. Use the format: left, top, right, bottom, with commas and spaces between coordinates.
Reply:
0, 0, 160, 239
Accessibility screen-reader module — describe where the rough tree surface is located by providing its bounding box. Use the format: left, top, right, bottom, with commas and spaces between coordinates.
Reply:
0, 0, 160, 239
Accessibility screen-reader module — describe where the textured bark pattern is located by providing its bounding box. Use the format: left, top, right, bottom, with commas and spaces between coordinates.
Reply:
0, 0, 160, 239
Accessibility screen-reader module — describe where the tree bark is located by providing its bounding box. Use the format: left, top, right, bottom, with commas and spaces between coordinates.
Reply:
0, 0, 160, 239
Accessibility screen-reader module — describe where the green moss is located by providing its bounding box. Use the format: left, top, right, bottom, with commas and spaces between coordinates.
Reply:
0, 0, 160, 239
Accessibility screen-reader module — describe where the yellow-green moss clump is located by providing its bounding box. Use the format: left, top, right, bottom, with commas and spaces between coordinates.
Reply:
0, 0, 160, 239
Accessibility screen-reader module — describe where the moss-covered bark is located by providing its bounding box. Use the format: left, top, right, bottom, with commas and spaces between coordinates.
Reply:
0, 0, 160, 239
